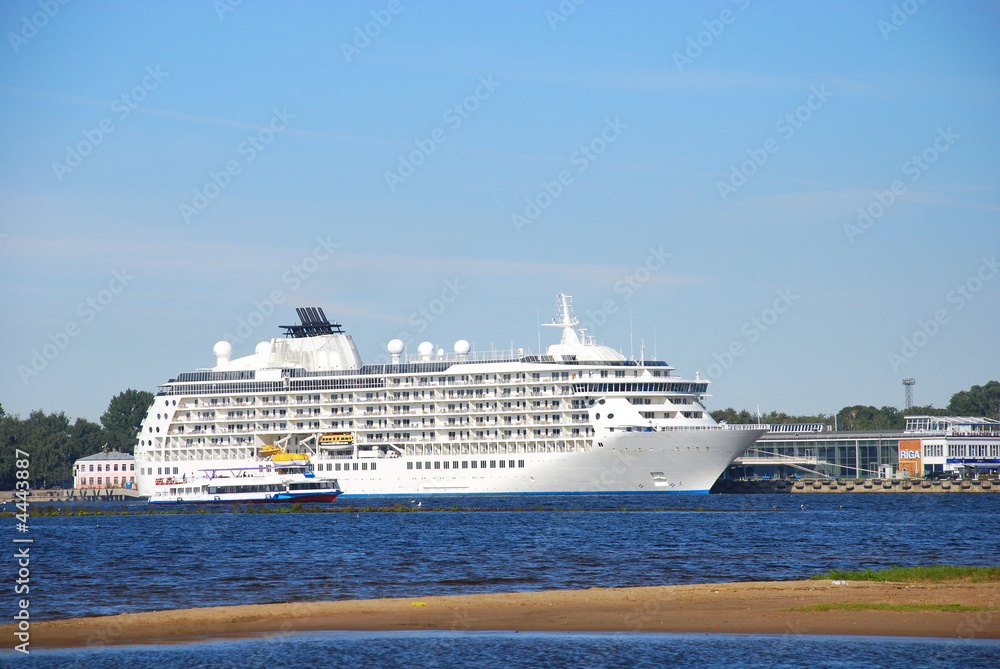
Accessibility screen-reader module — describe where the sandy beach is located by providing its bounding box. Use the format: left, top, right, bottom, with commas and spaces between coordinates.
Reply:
14, 579, 1000, 648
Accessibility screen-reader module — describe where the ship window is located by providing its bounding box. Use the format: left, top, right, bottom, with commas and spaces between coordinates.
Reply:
519, 460, 525, 468
353, 463, 359, 470
443, 461, 449, 469
335, 463, 341, 471
481, 460, 487, 468
462, 461, 468, 468
607, 414, 614, 419
595, 413, 600, 419
490, 460, 496, 468
471, 461, 477, 468
416, 462, 422, 470
499, 460, 505, 468
509, 460, 515, 468
372, 463, 377, 471
362, 462, 368, 470
407, 462, 413, 470
453, 461, 459, 469
173, 467, 179, 475
434, 461, 441, 469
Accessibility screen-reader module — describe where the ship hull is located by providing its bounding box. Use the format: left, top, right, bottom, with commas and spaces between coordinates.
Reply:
162, 428, 765, 497
148, 492, 341, 505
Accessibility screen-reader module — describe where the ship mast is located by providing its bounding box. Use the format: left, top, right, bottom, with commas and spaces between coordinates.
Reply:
541, 293, 582, 347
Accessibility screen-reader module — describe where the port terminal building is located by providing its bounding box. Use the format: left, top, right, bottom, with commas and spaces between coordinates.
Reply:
721, 416, 1000, 480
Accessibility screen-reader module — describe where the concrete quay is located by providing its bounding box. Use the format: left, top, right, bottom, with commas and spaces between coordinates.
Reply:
712, 478, 999, 493
793, 478, 998, 493
0, 487, 143, 504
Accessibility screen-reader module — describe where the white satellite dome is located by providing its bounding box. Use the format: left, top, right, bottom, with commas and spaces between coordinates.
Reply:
387, 339, 405, 355
213, 341, 232, 367
454, 339, 471, 355
213, 341, 232, 359
255, 341, 271, 356
417, 341, 434, 360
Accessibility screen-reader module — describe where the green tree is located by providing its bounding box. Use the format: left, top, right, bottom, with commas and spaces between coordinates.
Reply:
710, 408, 757, 424
0, 410, 108, 488
835, 405, 903, 431
947, 381, 1000, 418
100, 389, 154, 453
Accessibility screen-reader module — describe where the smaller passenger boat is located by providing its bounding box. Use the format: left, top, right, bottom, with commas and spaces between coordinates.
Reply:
147, 461, 341, 505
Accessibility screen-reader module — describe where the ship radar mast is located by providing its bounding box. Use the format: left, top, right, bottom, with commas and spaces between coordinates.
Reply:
541, 293, 583, 348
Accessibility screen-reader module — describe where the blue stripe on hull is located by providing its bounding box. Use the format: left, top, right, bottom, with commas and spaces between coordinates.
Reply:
336, 489, 710, 498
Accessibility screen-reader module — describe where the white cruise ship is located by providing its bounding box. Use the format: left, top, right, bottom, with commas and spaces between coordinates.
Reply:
134, 295, 766, 497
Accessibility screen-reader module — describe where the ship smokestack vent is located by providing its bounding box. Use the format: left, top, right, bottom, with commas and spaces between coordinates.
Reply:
281, 307, 344, 338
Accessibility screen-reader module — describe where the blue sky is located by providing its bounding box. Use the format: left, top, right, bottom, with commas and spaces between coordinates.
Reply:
1, 0, 997, 422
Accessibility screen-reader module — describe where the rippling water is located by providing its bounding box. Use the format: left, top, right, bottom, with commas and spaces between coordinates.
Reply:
7, 632, 1000, 669
4, 494, 999, 667
8, 493, 1000, 621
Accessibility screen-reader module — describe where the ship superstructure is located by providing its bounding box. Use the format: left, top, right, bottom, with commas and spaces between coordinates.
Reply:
134, 296, 766, 496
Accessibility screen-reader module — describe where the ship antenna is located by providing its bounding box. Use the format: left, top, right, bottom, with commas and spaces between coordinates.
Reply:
629, 310, 634, 361
536, 308, 541, 354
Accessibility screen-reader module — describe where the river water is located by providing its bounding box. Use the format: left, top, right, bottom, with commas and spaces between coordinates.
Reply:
3, 493, 998, 667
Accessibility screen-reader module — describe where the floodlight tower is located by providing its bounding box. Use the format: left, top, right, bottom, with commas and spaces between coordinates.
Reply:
903, 378, 915, 409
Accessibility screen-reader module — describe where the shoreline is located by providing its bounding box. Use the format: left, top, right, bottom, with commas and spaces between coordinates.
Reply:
12, 580, 1000, 648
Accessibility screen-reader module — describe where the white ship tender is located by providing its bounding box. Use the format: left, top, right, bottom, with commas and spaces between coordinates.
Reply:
135, 295, 766, 497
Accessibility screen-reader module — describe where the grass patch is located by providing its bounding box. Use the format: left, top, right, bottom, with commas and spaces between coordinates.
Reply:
788, 602, 993, 613
811, 566, 1000, 583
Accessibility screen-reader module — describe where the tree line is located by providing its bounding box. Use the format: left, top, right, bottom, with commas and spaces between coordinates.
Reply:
0, 389, 153, 489
710, 380, 1000, 431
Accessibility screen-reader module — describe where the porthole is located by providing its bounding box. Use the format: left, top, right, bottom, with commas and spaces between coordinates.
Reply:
598, 399, 606, 405
608, 413, 614, 419
595, 413, 601, 419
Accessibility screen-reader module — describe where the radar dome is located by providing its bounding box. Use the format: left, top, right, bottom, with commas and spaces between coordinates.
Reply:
255, 341, 271, 356
213, 341, 232, 359
417, 341, 434, 356
387, 339, 405, 355
454, 339, 471, 355
213, 341, 232, 367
